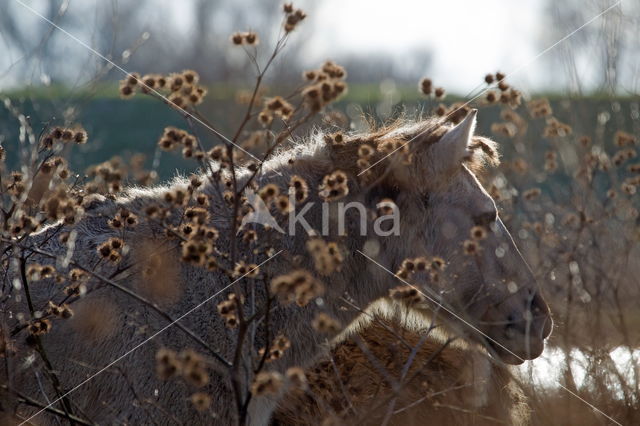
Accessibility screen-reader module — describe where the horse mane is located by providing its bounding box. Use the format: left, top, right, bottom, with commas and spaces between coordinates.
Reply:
265, 115, 500, 189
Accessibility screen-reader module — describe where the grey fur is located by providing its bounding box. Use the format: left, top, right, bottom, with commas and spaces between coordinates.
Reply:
1, 116, 550, 425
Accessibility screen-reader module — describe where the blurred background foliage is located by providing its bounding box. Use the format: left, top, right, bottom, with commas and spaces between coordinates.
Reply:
1, 0, 638, 179
0, 93, 638, 183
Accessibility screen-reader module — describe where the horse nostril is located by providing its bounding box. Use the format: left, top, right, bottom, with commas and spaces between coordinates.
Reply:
504, 310, 533, 334
527, 291, 549, 315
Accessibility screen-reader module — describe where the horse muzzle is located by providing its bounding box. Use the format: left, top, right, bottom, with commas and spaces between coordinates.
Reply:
482, 291, 553, 365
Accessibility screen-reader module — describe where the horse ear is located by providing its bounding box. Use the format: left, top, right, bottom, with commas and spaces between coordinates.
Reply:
431, 109, 477, 171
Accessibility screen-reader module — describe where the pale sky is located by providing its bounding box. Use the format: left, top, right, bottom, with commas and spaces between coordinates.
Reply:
4, 0, 629, 93
310, 0, 546, 92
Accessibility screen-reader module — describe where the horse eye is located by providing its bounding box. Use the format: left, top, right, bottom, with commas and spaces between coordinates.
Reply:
473, 211, 496, 226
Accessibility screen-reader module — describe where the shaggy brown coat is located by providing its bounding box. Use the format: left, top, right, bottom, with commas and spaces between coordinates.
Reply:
274, 306, 529, 425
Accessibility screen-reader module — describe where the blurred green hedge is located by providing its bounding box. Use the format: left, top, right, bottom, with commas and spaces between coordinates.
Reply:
1, 86, 637, 184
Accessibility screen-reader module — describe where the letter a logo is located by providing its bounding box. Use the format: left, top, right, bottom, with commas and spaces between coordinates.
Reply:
239, 190, 285, 234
